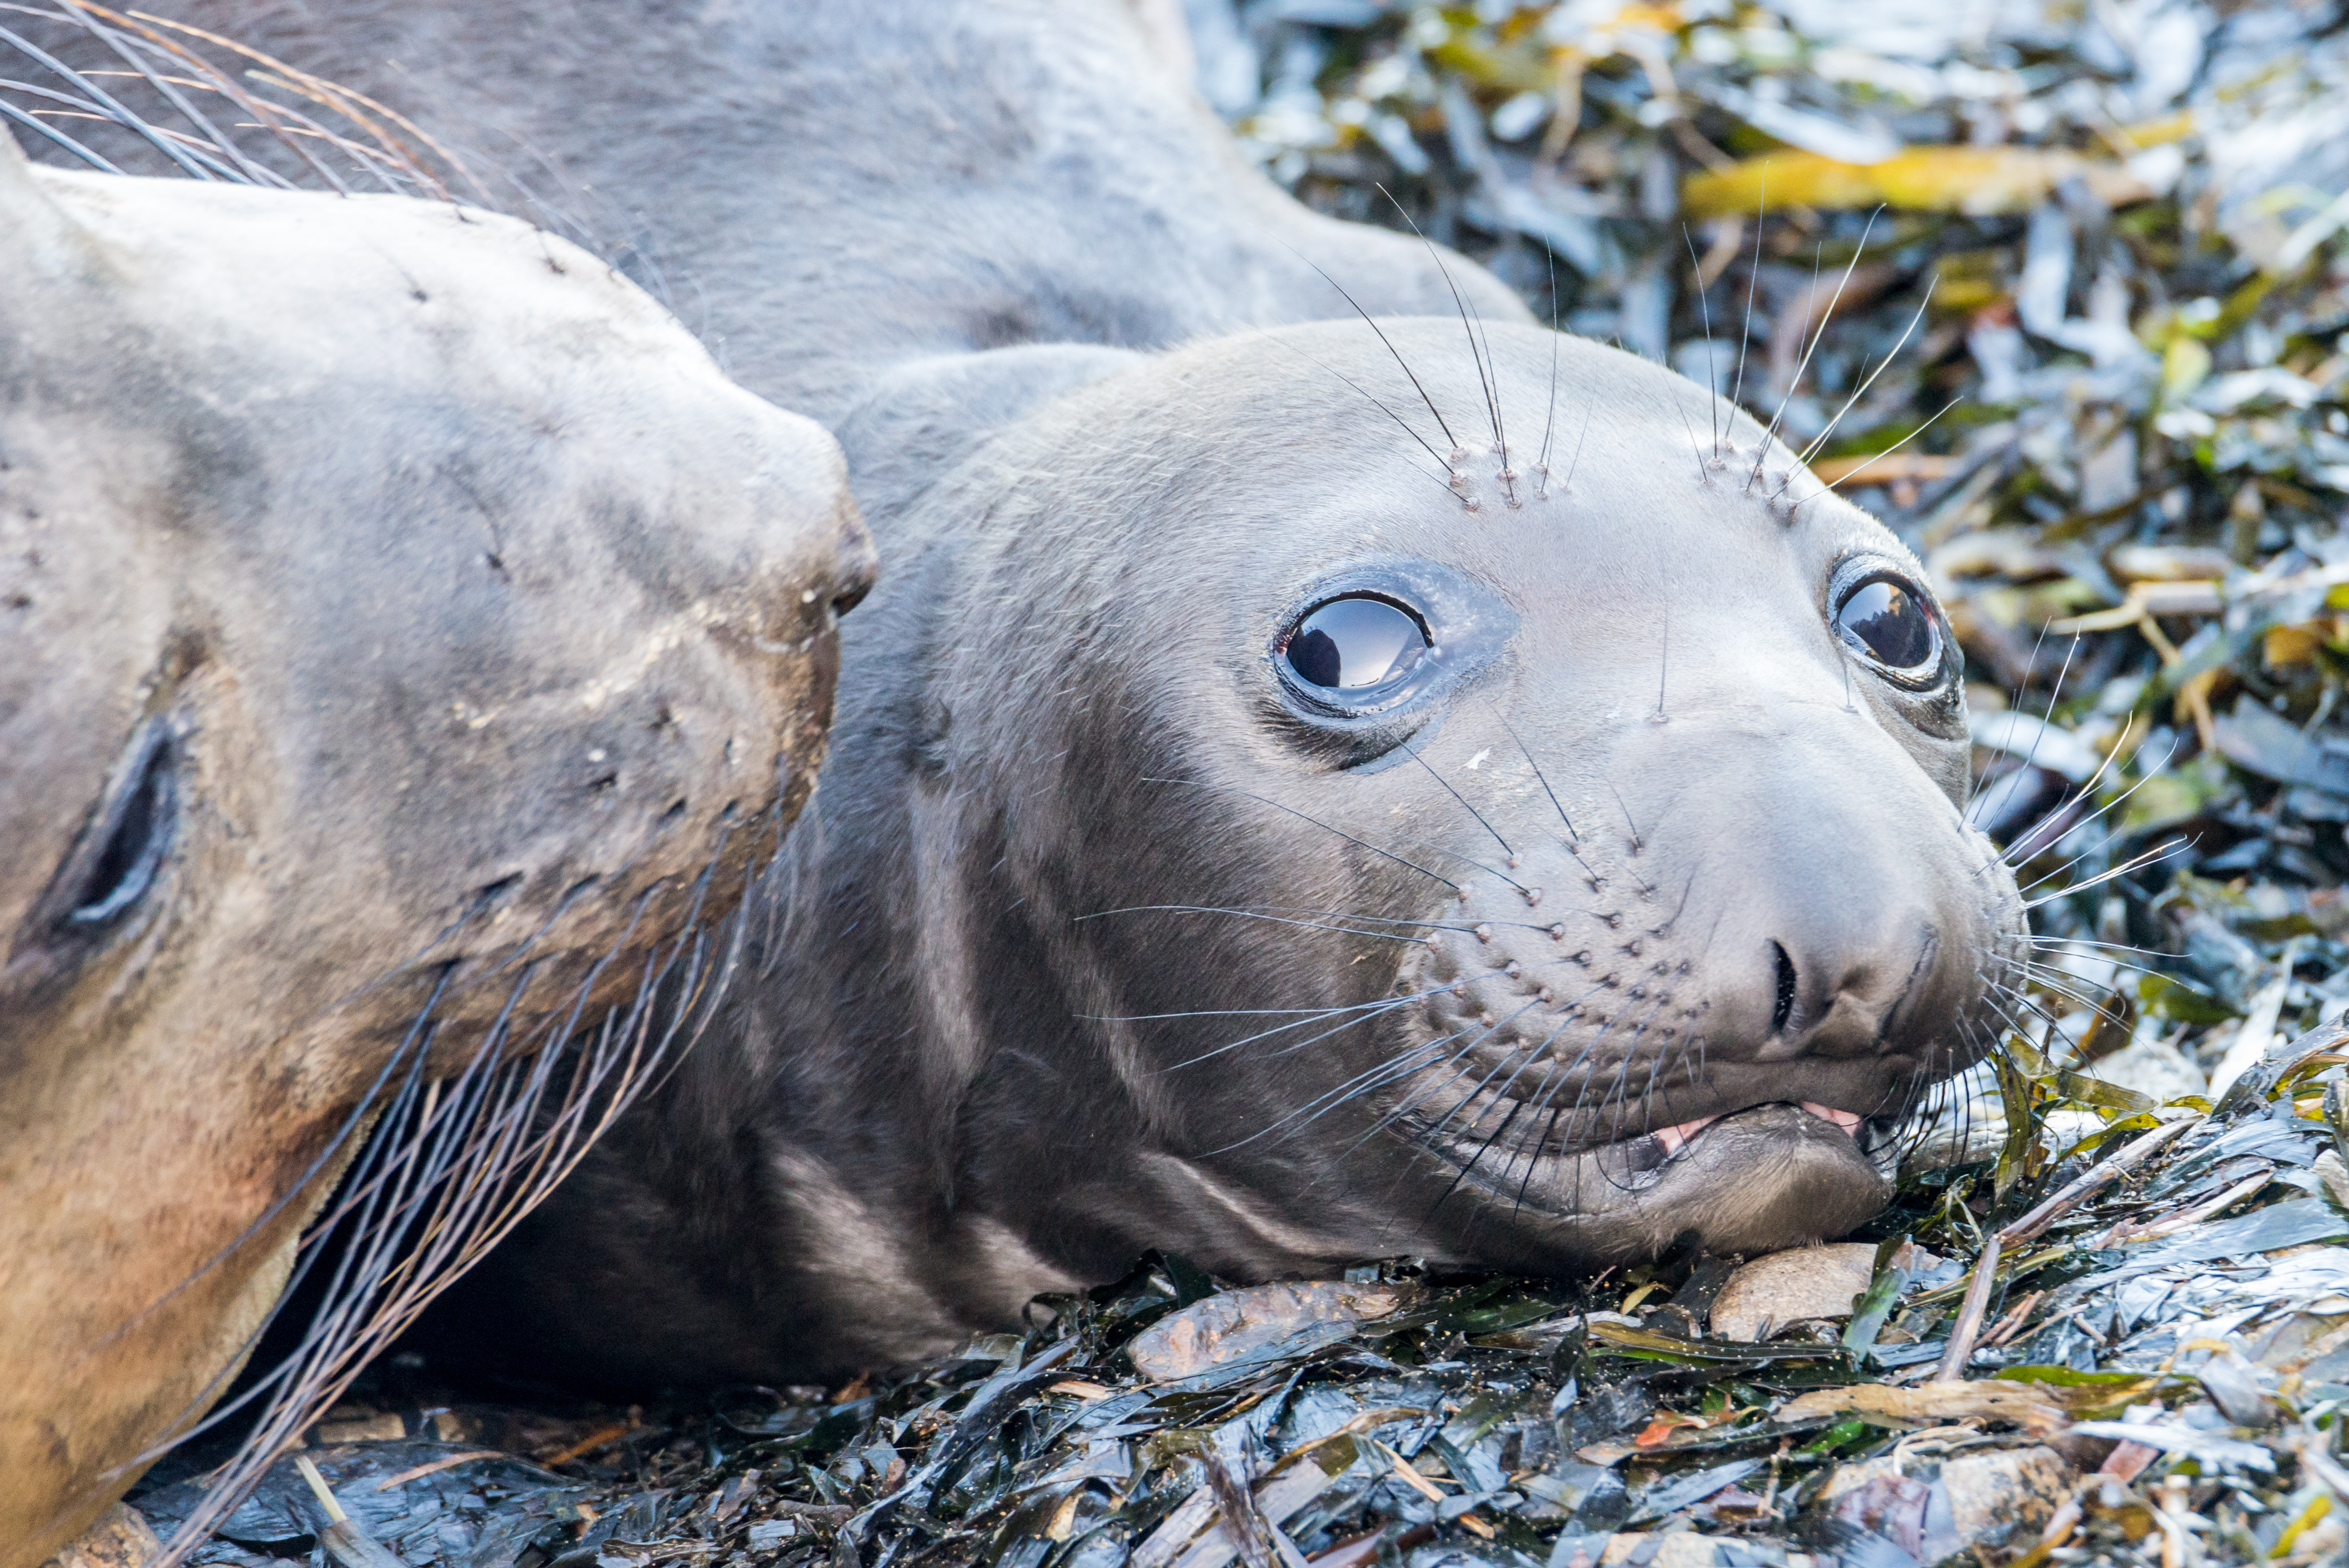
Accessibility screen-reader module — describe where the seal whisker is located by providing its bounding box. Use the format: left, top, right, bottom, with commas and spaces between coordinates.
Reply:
1982, 986, 2071, 1060
2008, 968, 2131, 1036
2005, 741, 2182, 880
1746, 235, 1823, 491
1490, 1022, 1582, 1202
1283, 244, 1465, 458
1370, 825, 1541, 896
1262, 334, 1462, 501
1682, 225, 1720, 458
1512, 1104, 1573, 1217
2024, 933, 2174, 963
1965, 621, 2058, 817
80, 967, 452, 1358
1560, 389, 1596, 497
1465, 293, 1521, 505
1433, 1095, 1527, 1214
1654, 597, 1672, 722
1534, 248, 1562, 497
1589, 1013, 1677, 1195
1396, 738, 1516, 862
113, 1028, 445, 1469
1356, 999, 1550, 1154
1490, 706, 1579, 843
1747, 208, 1882, 494
1662, 385, 1708, 486
2011, 795, 2166, 895
1375, 185, 1506, 468
1079, 903, 1450, 945
1221, 1032, 1471, 1155
1160, 987, 1455, 1074
149, 814, 769, 1563
1408, 1032, 1551, 1180
2001, 961, 2122, 1019
1795, 397, 1960, 509
1995, 634, 2084, 810
1791, 282, 1937, 474
1432, 1000, 1604, 1204
2022, 838, 2190, 910
1976, 989, 2058, 1071
1729, 172, 1766, 424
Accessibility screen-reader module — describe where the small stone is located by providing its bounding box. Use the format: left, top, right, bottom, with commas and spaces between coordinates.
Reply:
1708, 1243, 1877, 1340
1941, 1447, 2074, 1548
1812, 1446, 2073, 1557
50, 1503, 161, 1568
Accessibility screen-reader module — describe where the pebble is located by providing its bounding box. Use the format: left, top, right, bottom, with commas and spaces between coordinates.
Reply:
1707, 1244, 1876, 1341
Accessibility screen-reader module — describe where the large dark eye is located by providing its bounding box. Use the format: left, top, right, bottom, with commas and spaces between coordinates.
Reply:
64, 729, 176, 927
1834, 574, 1943, 685
1284, 595, 1429, 691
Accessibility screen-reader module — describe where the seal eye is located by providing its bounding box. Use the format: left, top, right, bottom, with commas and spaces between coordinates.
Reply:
1834, 574, 1942, 684
64, 731, 177, 928
1284, 595, 1429, 692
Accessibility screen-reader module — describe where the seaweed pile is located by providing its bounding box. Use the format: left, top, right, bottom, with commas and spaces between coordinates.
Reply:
118, 1021, 2349, 1568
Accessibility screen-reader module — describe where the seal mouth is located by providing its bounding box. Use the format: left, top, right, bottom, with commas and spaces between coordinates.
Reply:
1415, 1096, 1904, 1211
1629, 1101, 1886, 1168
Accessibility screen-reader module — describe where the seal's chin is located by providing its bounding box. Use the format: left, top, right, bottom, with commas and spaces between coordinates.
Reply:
1431, 1102, 1902, 1262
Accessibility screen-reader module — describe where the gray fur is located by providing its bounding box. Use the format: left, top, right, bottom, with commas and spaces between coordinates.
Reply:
111, 0, 1526, 426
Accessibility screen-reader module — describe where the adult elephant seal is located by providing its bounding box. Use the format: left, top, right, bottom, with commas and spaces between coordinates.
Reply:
0, 129, 871, 1562
436, 321, 2027, 1386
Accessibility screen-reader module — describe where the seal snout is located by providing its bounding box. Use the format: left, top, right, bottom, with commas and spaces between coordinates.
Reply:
1372, 713, 2021, 1261
1752, 912, 1942, 1062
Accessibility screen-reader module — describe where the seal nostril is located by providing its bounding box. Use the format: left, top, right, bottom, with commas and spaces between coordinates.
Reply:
1770, 941, 1797, 1036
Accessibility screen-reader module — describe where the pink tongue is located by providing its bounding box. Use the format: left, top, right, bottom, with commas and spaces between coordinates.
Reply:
1651, 1116, 1720, 1155
1803, 1102, 1863, 1135
1648, 1103, 1862, 1156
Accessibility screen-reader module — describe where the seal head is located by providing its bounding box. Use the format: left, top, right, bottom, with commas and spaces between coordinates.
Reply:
0, 130, 872, 1561
435, 318, 2023, 1385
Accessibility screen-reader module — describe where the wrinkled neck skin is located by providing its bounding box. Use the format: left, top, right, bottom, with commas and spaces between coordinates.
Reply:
125, 0, 1523, 428
434, 325, 2025, 1390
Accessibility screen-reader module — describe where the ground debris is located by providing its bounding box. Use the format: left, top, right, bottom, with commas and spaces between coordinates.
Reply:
108, 1022, 2349, 1567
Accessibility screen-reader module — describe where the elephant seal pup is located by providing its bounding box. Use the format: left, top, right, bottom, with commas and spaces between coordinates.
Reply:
437, 319, 2028, 1387
0, 129, 871, 1562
